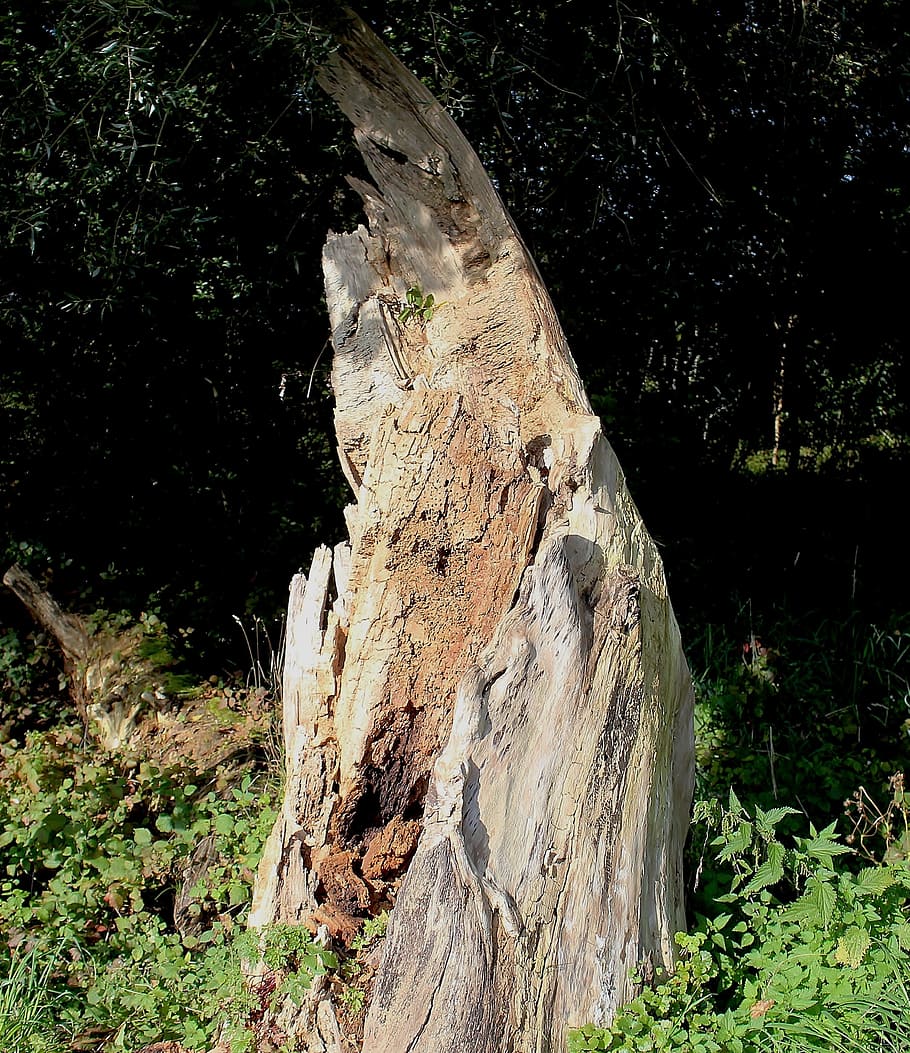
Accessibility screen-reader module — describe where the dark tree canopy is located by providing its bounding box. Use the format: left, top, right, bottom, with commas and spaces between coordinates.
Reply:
2, 0, 908, 653
1, 2, 352, 643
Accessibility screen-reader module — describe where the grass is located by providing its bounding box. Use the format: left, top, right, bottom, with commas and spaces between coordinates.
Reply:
760, 968, 910, 1051
0, 942, 70, 1053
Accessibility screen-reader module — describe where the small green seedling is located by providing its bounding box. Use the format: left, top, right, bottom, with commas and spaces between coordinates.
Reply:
398, 286, 445, 324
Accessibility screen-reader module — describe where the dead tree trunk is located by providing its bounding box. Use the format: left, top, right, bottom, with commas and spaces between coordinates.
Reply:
250, 10, 694, 1052
4, 564, 166, 750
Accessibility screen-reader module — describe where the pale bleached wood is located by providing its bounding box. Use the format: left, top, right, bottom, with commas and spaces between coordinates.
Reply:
281, 548, 335, 755
363, 528, 692, 1051
249, 546, 344, 930
249, 9, 694, 1053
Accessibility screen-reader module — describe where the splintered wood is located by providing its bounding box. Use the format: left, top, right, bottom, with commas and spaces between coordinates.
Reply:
249, 10, 693, 1053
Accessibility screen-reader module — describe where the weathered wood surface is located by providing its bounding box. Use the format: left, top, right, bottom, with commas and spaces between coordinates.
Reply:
3, 563, 88, 661
4, 563, 162, 750
250, 9, 694, 1052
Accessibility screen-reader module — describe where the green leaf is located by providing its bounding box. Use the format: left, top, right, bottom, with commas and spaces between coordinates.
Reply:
852, 866, 896, 896
228, 881, 248, 906
784, 873, 838, 928
214, 813, 234, 836
717, 821, 753, 860
802, 822, 852, 867
754, 805, 800, 835
742, 841, 784, 897
808, 876, 837, 928
103, 855, 138, 882
893, 922, 910, 951
133, 827, 153, 846
834, 925, 871, 967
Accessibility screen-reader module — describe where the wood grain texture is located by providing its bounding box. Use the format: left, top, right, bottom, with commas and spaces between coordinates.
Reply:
249, 9, 694, 1052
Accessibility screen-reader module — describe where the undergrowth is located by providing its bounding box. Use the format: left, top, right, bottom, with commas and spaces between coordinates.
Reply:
691, 610, 909, 824
0, 599, 350, 1052
1, 602, 908, 1050
0, 940, 71, 1052
0, 724, 286, 1050
570, 607, 910, 1052
570, 791, 910, 1052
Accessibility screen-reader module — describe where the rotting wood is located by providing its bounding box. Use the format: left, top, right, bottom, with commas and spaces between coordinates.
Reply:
248, 8, 694, 1052
3, 563, 88, 663
4, 563, 169, 750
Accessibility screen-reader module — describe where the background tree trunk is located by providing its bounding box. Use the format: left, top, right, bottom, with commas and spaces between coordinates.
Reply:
2, 563, 162, 749
250, 10, 694, 1051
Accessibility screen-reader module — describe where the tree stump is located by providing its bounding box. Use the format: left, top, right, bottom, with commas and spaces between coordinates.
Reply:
249, 10, 694, 1052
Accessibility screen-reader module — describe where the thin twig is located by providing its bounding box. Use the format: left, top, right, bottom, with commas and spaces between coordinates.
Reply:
306, 338, 331, 399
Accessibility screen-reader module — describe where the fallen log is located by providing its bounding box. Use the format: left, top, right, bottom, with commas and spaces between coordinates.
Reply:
4, 563, 166, 749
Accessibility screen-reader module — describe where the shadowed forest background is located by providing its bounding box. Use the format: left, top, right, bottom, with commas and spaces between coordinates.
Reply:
2, 3, 910, 1050
4, 0, 910, 813
5, 0, 909, 624
3, 0, 910, 852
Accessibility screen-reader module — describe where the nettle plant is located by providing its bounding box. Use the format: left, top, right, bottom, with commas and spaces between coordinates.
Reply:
570, 790, 910, 1053
0, 729, 284, 1049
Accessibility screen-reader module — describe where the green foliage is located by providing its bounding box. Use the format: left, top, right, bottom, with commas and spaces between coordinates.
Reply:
84, 606, 200, 702
256, 923, 339, 1002
0, 727, 280, 1049
0, 627, 66, 723
2, 2, 910, 1044
691, 613, 910, 824
397, 286, 445, 324
1, 545, 73, 732
390, 0, 910, 479
0, 941, 71, 1053
0, 0, 351, 659
2, 0, 909, 650
570, 796, 910, 1053
76, 920, 338, 1053
569, 932, 732, 1053
350, 909, 389, 952
335, 909, 391, 1018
